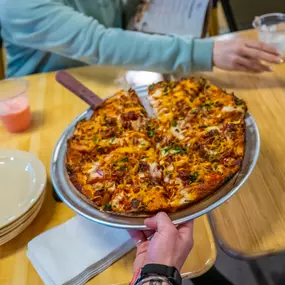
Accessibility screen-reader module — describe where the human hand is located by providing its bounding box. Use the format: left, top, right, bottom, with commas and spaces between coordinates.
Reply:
128, 212, 194, 274
213, 39, 283, 73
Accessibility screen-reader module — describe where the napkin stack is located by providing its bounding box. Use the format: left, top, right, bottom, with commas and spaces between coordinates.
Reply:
27, 216, 135, 285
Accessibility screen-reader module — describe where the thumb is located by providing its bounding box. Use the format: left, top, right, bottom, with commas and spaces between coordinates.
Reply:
144, 215, 157, 230
145, 212, 176, 234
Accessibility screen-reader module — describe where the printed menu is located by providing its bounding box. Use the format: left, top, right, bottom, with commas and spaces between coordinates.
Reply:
131, 0, 211, 37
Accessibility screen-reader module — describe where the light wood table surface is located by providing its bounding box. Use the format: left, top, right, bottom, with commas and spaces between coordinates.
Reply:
199, 29, 285, 258
0, 66, 216, 285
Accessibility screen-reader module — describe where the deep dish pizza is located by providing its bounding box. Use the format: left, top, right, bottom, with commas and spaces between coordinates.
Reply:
66, 78, 247, 215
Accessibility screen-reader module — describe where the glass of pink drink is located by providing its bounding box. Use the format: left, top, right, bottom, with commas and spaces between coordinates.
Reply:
0, 79, 31, 133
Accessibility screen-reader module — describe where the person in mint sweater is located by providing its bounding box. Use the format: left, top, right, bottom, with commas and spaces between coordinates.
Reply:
0, 0, 282, 78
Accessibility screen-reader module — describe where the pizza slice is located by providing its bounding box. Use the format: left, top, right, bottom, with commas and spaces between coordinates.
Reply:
149, 78, 247, 209
66, 89, 151, 169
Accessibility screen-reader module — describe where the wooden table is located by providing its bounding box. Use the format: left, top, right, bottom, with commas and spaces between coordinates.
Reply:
202, 29, 285, 258
0, 66, 216, 285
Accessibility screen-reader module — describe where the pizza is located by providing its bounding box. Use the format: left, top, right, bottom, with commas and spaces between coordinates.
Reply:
66, 78, 247, 215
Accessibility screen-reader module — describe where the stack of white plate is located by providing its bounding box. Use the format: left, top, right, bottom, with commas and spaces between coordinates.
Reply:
0, 150, 46, 246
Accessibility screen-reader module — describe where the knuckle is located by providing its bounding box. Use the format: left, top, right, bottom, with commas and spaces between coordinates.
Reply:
268, 54, 275, 61
168, 226, 178, 235
137, 242, 148, 253
232, 55, 240, 65
259, 42, 266, 50
157, 212, 168, 219
166, 227, 178, 237
235, 45, 243, 54
254, 50, 262, 58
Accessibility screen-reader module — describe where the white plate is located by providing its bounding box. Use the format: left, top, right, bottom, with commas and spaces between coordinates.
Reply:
0, 195, 44, 246
0, 190, 45, 236
0, 150, 46, 229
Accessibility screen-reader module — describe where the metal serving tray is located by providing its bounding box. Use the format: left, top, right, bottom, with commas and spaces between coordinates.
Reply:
51, 86, 260, 229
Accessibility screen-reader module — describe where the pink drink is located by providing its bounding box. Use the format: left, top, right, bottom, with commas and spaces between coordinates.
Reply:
0, 79, 31, 133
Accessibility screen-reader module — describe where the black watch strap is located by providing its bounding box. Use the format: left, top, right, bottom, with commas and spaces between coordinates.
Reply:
140, 264, 182, 285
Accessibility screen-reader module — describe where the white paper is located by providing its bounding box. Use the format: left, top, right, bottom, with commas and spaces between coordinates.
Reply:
133, 0, 210, 37
27, 216, 135, 285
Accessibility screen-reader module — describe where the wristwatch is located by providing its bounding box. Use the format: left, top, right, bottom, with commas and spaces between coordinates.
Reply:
130, 264, 182, 285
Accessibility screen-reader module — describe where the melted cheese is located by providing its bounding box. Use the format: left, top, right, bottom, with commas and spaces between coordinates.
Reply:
87, 162, 100, 174
111, 193, 124, 207
171, 127, 185, 140
67, 79, 246, 214
222, 106, 244, 113
149, 162, 162, 178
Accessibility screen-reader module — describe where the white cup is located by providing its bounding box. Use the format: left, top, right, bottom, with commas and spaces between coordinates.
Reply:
253, 13, 285, 57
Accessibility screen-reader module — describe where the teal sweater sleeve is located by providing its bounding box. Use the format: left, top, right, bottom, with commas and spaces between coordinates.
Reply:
1, 0, 213, 74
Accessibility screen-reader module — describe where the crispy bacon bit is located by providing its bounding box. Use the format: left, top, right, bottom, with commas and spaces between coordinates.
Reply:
131, 199, 140, 209
205, 129, 219, 138
127, 111, 139, 120
122, 111, 139, 121
225, 123, 236, 132
192, 142, 200, 151
178, 171, 198, 182
199, 147, 208, 158
122, 120, 131, 129
94, 189, 104, 196
97, 147, 106, 154
103, 117, 117, 126
100, 129, 116, 138
176, 100, 184, 109
133, 188, 140, 193
139, 161, 149, 172
178, 171, 190, 181
165, 156, 173, 163
126, 178, 133, 184
214, 101, 224, 107
102, 193, 111, 205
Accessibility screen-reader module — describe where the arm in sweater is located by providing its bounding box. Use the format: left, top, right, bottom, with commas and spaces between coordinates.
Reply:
0, 0, 213, 74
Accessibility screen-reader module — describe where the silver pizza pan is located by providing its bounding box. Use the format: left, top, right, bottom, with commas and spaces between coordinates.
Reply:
51, 86, 260, 229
